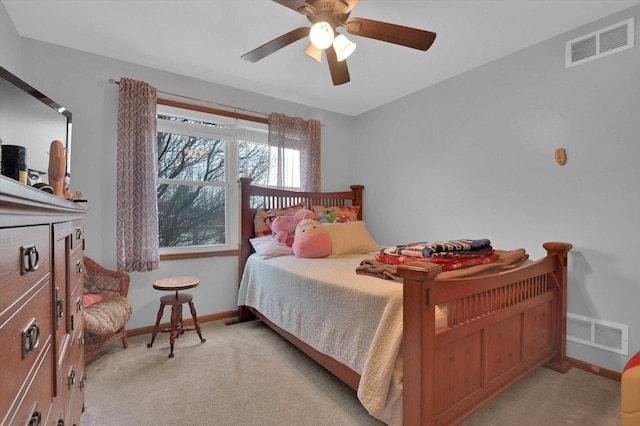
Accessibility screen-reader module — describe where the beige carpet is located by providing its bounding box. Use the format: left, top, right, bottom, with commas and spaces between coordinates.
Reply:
80, 320, 621, 426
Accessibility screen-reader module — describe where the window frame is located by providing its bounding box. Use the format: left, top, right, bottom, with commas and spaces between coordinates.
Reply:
156, 99, 268, 259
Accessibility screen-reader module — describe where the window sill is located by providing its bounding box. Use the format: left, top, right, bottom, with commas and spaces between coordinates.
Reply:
160, 249, 239, 261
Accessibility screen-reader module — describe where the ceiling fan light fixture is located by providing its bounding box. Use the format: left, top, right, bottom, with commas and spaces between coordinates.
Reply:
245, 1, 438, 85
309, 21, 334, 49
303, 43, 323, 63
333, 34, 356, 62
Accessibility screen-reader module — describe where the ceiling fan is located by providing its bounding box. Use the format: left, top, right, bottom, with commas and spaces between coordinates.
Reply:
241, 0, 437, 85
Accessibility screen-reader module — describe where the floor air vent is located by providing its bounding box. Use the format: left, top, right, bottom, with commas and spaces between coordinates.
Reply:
567, 313, 629, 355
566, 17, 634, 68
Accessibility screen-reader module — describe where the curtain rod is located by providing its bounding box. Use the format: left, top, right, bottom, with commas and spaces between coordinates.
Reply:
108, 78, 270, 118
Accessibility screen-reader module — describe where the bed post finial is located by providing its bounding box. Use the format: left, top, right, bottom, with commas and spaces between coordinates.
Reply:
349, 184, 364, 220
543, 241, 573, 260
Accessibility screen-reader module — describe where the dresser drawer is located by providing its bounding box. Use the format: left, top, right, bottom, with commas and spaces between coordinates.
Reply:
2, 342, 53, 426
70, 220, 84, 251
69, 290, 84, 341
64, 343, 86, 426
58, 317, 85, 426
0, 280, 53, 421
65, 330, 84, 394
70, 246, 85, 297
0, 225, 51, 314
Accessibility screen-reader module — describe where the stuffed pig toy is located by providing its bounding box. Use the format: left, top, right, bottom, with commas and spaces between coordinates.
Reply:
292, 219, 332, 258
271, 215, 298, 247
271, 208, 315, 247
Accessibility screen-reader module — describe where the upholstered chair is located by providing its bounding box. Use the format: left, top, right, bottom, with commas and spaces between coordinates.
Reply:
83, 257, 134, 362
622, 351, 640, 426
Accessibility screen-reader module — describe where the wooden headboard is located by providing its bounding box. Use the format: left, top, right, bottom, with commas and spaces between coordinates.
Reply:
238, 177, 364, 285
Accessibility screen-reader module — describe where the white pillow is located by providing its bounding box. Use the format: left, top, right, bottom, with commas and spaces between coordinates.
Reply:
321, 221, 379, 257
249, 236, 293, 259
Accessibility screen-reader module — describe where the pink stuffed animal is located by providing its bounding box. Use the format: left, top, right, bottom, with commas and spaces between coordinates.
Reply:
271, 209, 316, 247
294, 208, 316, 222
292, 219, 332, 258
270, 208, 316, 246
271, 215, 298, 246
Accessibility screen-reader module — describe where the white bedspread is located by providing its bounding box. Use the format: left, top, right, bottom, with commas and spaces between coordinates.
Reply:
238, 253, 445, 425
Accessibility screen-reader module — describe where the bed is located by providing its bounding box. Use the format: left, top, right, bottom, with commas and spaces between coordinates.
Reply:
237, 177, 572, 425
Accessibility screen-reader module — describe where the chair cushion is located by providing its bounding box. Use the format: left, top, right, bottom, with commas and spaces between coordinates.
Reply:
83, 293, 102, 308
84, 295, 133, 335
625, 352, 640, 373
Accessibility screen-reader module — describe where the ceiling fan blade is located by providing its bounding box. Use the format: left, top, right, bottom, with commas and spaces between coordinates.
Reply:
346, 18, 436, 51
325, 45, 350, 86
241, 27, 310, 62
272, 0, 316, 16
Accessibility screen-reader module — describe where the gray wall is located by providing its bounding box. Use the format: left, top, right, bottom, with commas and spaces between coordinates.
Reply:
353, 6, 640, 372
3, 2, 638, 372
0, 2, 21, 76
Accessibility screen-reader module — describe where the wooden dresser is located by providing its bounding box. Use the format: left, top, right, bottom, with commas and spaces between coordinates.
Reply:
1, 176, 87, 426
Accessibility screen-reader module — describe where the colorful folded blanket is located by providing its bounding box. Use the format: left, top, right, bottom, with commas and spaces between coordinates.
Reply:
375, 250, 500, 270
356, 249, 528, 282
381, 239, 492, 258
435, 249, 529, 279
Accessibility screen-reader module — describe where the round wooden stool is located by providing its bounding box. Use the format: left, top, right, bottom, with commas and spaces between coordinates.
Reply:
147, 276, 206, 358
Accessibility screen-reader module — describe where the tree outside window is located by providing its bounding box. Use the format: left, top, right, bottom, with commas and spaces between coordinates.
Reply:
156, 110, 271, 252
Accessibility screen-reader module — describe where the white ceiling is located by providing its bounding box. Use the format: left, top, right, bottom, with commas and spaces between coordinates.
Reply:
3, 0, 640, 116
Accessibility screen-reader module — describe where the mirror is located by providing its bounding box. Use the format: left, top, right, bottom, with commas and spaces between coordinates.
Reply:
0, 66, 72, 187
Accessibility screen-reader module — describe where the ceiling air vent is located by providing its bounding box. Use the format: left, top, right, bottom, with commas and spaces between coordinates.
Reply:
566, 17, 634, 68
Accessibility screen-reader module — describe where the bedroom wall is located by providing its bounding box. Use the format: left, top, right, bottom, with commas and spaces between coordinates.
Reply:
353, 5, 640, 372
0, 1, 21, 75
11, 35, 357, 331
4, 1, 637, 372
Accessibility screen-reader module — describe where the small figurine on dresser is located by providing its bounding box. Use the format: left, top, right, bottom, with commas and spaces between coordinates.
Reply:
48, 139, 66, 197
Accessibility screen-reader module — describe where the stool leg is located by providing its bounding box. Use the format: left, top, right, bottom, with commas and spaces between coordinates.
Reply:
147, 302, 166, 348
178, 304, 185, 335
168, 304, 180, 358
188, 301, 206, 343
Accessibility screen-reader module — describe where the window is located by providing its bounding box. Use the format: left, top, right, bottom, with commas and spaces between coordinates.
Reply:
156, 102, 271, 254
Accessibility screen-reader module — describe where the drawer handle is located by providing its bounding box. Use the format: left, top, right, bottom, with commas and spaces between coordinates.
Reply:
57, 297, 65, 319
75, 227, 83, 241
80, 374, 87, 390
76, 296, 83, 313
20, 245, 40, 275
55, 287, 63, 330
68, 368, 76, 389
26, 401, 42, 426
79, 332, 85, 346
22, 318, 40, 359
76, 260, 83, 274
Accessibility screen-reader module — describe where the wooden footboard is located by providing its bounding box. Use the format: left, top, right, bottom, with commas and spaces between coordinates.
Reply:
399, 242, 572, 425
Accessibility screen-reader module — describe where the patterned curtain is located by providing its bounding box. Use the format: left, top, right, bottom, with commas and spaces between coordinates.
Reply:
116, 78, 160, 272
268, 113, 321, 191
